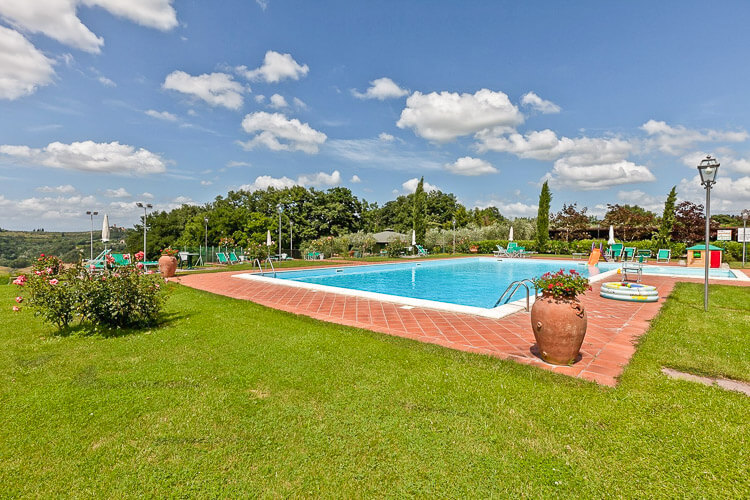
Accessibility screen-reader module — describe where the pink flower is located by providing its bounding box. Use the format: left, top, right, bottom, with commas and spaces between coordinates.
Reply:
136, 262, 144, 269
12, 306, 20, 312
49, 279, 59, 285
40, 253, 45, 257
45, 267, 53, 274
35, 270, 43, 276
15, 296, 23, 303
12, 278, 25, 286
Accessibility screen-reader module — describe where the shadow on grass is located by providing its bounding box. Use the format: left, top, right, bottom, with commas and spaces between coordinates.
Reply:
51, 310, 187, 338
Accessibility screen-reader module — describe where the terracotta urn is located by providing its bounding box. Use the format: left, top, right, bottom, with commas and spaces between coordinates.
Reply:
530, 292, 587, 365
158, 255, 178, 277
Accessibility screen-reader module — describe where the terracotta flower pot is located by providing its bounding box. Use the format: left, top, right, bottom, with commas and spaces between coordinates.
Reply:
158, 255, 177, 277
530, 292, 587, 365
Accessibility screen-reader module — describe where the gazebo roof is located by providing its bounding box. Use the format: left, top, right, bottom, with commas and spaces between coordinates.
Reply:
372, 229, 407, 244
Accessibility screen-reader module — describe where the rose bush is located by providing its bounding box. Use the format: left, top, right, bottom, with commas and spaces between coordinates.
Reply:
532, 269, 591, 299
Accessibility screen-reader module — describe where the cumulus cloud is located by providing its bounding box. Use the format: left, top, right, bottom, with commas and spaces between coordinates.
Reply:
445, 156, 498, 176
104, 187, 131, 198
97, 75, 116, 87
476, 200, 538, 218
163, 71, 245, 110
402, 178, 440, 193
678, 174, 750, 212
238, 50, 309, 83
239, 170, 345, 192
269, 93, 288, 109
297, 170, 341, 187
350, 175, 361, 183
0, 193, 98, 223
240, 175, 296, 192
397, 89, 523, 142
352, 77, 408, 100
378, 132, 395, 142
681, 150, 750, 175
0, 0, 177, 54
641, 120, 748, 155
520, 91, 560, 114
256, 0, 269, 10
0, 26, 56, 100
616, 189, 664, 213
145, 109, 177, 121
0, 140, 168, 175
545, 159, 656, 190
293, 97, 308, 110
200, 180, 212, 186
36, 184, 76, 194
239, 111, 326, 154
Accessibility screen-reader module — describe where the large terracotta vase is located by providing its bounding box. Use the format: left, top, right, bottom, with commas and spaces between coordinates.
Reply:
158, 255, 177, 277
530, 292, 587, 365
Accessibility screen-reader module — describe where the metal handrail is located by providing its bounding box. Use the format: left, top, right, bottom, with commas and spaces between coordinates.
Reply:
264, 257, 276, 277
253, 257, 276, 277
494, 279, 537, 311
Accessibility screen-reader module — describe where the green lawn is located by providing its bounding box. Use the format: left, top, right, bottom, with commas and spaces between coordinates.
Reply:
1, 282, 748, 496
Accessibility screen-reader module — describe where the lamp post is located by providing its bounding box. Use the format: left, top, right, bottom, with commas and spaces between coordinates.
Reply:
697, 155, 720, 311
277, 204, 283, 258
742, 209, 749, 268
290, 220, 294, 258
136, 202, 153, 259
204, 217, 209, 265
452, 218, 456, 254
85, 210, 98, 260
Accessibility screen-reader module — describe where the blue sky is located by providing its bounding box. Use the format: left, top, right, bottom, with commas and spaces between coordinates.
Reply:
2, 1, 750, 230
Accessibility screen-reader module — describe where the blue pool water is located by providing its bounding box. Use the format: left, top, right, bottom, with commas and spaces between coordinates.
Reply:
274, 258, 601, 309
271, 257, 740, 310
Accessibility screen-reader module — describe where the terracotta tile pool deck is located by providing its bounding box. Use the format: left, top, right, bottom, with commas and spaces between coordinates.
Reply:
175, 259, 749, 387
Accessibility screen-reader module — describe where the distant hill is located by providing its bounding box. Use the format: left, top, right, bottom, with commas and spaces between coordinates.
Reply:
0, 228, 131, 269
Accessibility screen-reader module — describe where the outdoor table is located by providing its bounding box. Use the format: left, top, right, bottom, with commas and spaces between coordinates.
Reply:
621, 263, 643, 283
182, 252, 199, 269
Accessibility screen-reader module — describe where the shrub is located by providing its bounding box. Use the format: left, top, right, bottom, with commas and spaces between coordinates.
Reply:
532, 269, 591, 299
386, 237, 409, 257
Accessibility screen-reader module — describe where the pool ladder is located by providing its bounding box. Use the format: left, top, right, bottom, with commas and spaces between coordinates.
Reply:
494, 279, 537, 311
253, 257, 276, 277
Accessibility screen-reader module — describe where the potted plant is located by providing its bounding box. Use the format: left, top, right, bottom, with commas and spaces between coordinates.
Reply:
530, 269, 591, 365
159, 247, 179, 277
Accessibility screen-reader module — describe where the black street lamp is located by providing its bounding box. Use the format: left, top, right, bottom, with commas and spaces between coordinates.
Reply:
697, 155, 719, 311
742, 209, 749, 268
136, 202, 153, 258
86, 210, 98, 260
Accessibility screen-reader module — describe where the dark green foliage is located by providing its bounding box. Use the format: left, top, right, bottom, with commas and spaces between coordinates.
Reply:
552, 203, 590, 242
536, 181, 551, 252
603, 204, 657, 241
412, 177, 426, 243
653, 186, 677, 248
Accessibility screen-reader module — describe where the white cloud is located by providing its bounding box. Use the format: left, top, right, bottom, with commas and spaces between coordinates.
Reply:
545, 159, 656, 190
641, 120, 748, 155
326, 138, 443, 172
0, 26, 56, 100
238, 50, 309, 83
97, 75, 116, 87
256, 0, 269, 11
378, 132, 395, 142
269, 93, 288, 109
297, 170, 341, 187
200, 180, 212, 186
681, 151, 750, 175
254, 94, 265, 103
145, 109, 177, 121
239, 170, 343, 191
141, 191, 154, 199
616, 189, 664, 213
0, 193, 98, 222
476, 200, 538, 218
163, 71, 245, 110
445, 156, 498, 176
402, 178, 440, 193
0, 140, 168, 175
520, 91, 560, 114
239, 111, 326, 154
397, 89, 523, 142
104, 187, 131, 198
226, 160, 251, 168
293, 97, 308, 110
352, 77, 408, 100
36, 184, 76, 194
350, 175, 361, 183
0, 0, 177, 54
678, 174, 750, 212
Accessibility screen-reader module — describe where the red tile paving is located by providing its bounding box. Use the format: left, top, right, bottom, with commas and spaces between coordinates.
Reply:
174, 260, 749, 387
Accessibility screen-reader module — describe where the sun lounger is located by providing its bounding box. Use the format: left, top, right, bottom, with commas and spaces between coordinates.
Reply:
623, 247, 636, 261
229, 252, 240, 264
656, 249, 671, 263
493, 245, 509, 257
415, 245, 429, 257
605, 244, 624, 261
637, 249, 651, 263
216, 252, 231, 265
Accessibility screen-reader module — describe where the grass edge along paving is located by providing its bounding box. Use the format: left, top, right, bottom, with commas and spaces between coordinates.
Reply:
0, 282, 748, 497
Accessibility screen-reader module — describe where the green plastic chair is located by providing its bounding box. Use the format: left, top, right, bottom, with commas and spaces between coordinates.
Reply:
416, 245, 429, 257
228, 252, 239, 264
623, 247, 636, 261
216, 252, 231, 265
656, 249, 671, 263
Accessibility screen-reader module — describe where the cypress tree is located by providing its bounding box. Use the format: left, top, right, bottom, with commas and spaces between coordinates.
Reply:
536, 181, 551, 252
413, 177, 426, 244
654, 186, 677, 247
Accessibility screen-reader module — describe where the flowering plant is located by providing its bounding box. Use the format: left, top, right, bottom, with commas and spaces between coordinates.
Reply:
160, 247, 179, 257
532, 269, 591, 299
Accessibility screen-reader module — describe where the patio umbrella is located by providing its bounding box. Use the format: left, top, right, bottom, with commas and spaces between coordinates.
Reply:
101, 214, 110, 250
412, 229, 416, 246
608, 225, 616, 245
266, 229, 272, 246
508, 226, 514, 242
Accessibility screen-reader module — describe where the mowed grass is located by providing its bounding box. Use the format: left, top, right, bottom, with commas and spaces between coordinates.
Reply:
0, 282, 748, 497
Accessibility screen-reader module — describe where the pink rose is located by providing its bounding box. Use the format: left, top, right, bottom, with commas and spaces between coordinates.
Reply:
12, 305, 20, 312
15, 296, 23, 303
49, 279, 59, 285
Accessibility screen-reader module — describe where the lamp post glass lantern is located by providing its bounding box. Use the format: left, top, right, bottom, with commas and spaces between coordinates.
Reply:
697, 155, 719, 311
86, 210, 98, 260
136, 202, 153, 259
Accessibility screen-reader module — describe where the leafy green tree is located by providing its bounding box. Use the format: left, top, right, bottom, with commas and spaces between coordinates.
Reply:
653, 186, 677, 248
536, 181, 551, 252
412, 177, 427, 243
553, 203, 590, 242
603, 204, 656, 241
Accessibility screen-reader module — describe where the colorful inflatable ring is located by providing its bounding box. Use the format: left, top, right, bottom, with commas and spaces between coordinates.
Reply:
600, 291, 658, 302
601, 282, 658, 296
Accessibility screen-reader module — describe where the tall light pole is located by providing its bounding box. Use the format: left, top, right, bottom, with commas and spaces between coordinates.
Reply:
697, 155, 719, 312
290, 220, 294, 258
136, 202, 153, 259
742, 209, 749, 268
204, 217, 209, 264
277, 204, 283, 258
86, 210, 98, 260
452, 218, 456, 254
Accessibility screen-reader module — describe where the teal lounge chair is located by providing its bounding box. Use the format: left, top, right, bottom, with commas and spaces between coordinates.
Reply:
637, 249, 651, 263
111, 253, 131, 267
493, 245, 509, 257
416, 245, 428, 257
216, 252, 231, 265
656, 249, 671, 263
85, 249, 111, 271
229, 252, 240, 264
606, 244, 624, 261
623, 247, 636, 261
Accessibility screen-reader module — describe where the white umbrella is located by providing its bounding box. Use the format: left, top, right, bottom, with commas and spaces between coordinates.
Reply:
101, 214, 110, 249
608, 225, 615, 245
508, 226, 514, 242
266, 229, 272, 246
412, 229, 416, 246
